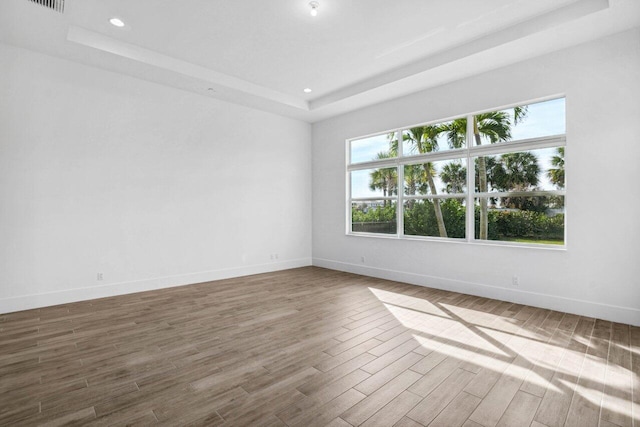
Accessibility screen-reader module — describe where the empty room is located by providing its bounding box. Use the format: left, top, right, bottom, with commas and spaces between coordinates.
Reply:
1, 0, 639, 426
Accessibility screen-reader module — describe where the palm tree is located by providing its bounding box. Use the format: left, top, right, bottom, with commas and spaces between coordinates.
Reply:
493, 152, 540, 191
383, 134, 428, 202
547, 147, 565, 189
369, 151, 397, 207
403, 126, 449, 237
443, 107, 527, 239
440, 162, 466, 194
492, 152, 541, 210
403, 164, 428, 210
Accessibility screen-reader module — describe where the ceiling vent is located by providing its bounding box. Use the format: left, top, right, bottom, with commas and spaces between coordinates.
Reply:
28, 0, 65, 13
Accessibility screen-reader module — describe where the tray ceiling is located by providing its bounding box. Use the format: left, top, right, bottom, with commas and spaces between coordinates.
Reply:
1, 0, 639, 122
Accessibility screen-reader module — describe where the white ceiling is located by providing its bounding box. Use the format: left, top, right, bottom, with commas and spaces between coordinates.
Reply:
1, 0, 639, 122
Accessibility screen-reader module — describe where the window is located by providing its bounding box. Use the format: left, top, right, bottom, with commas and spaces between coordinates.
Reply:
347, 97, 566, 246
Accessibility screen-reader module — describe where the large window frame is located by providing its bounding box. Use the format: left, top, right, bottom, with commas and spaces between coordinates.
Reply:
346, 97, 567, 248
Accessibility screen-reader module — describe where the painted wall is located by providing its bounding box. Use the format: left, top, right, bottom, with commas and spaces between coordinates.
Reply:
0, 43, 312, 313
312, 29, 640, 326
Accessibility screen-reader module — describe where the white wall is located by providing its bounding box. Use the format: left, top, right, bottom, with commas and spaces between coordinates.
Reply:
0, 43, 312, 313
312, 28, 640, 326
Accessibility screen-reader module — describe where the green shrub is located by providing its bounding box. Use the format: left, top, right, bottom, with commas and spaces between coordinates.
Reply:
404, 199, 465, 238
353, 201, 564, 242
491, 210, 564, 241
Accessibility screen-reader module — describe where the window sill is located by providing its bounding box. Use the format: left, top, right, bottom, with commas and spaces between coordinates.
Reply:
346, 232, 567, 251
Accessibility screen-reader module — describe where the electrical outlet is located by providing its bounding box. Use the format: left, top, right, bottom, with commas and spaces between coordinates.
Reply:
361, 256, 365, 263
97, 272, 103, 281
512, 275, 519, 286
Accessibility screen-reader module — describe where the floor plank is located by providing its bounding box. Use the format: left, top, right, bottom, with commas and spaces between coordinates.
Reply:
0, 266, 635, 426
406, 368, 476, 425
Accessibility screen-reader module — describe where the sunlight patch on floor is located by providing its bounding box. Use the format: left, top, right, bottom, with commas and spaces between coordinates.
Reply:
366, 286, 639, 422
368, 288, 450, 318
383, 304, 456, 333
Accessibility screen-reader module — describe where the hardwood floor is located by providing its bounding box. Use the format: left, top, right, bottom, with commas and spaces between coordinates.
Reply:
0, 266, 638, 426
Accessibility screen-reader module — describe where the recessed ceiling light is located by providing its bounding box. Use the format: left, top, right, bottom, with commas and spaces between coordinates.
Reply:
303, 88, 312, 93
109, 18, 125, 28
309, 1, 319, 17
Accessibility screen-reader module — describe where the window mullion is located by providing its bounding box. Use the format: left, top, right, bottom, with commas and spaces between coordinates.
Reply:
346, 134, 351, 234
475, 190, 565, 198
351, 196, 397, 202
404, 194, 465, 200
466, 114, 475, 242
468, 135, 566, 157
401, 149, 467, 165
346, 167, 352, 235
347, 158, 398, 172
396, 130, 404, 238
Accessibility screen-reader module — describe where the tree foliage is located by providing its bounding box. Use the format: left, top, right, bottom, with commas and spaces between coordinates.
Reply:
353, 199, 564, 243
440, 162, 466, 194
368, 152, 397, 207
548, 147, 565, 189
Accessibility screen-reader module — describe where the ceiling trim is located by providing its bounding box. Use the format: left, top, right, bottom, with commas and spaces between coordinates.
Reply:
66, 25, 310, 112
309, 0, 610, 111
54, 0, 616, 123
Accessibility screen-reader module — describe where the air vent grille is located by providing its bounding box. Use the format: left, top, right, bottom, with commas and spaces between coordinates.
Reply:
28, 0, 65, 13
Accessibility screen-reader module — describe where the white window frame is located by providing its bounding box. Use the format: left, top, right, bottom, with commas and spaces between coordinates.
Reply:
346, 97, 567, 249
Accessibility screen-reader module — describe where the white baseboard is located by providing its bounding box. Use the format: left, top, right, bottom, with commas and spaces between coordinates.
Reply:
0, 258, 312, 314
313, 257, 640, 327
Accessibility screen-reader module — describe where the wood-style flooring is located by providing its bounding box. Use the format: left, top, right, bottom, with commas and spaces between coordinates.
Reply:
0, 266, 638, 426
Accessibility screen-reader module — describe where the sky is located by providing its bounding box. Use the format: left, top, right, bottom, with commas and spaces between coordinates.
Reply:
350, 97, 566, 198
